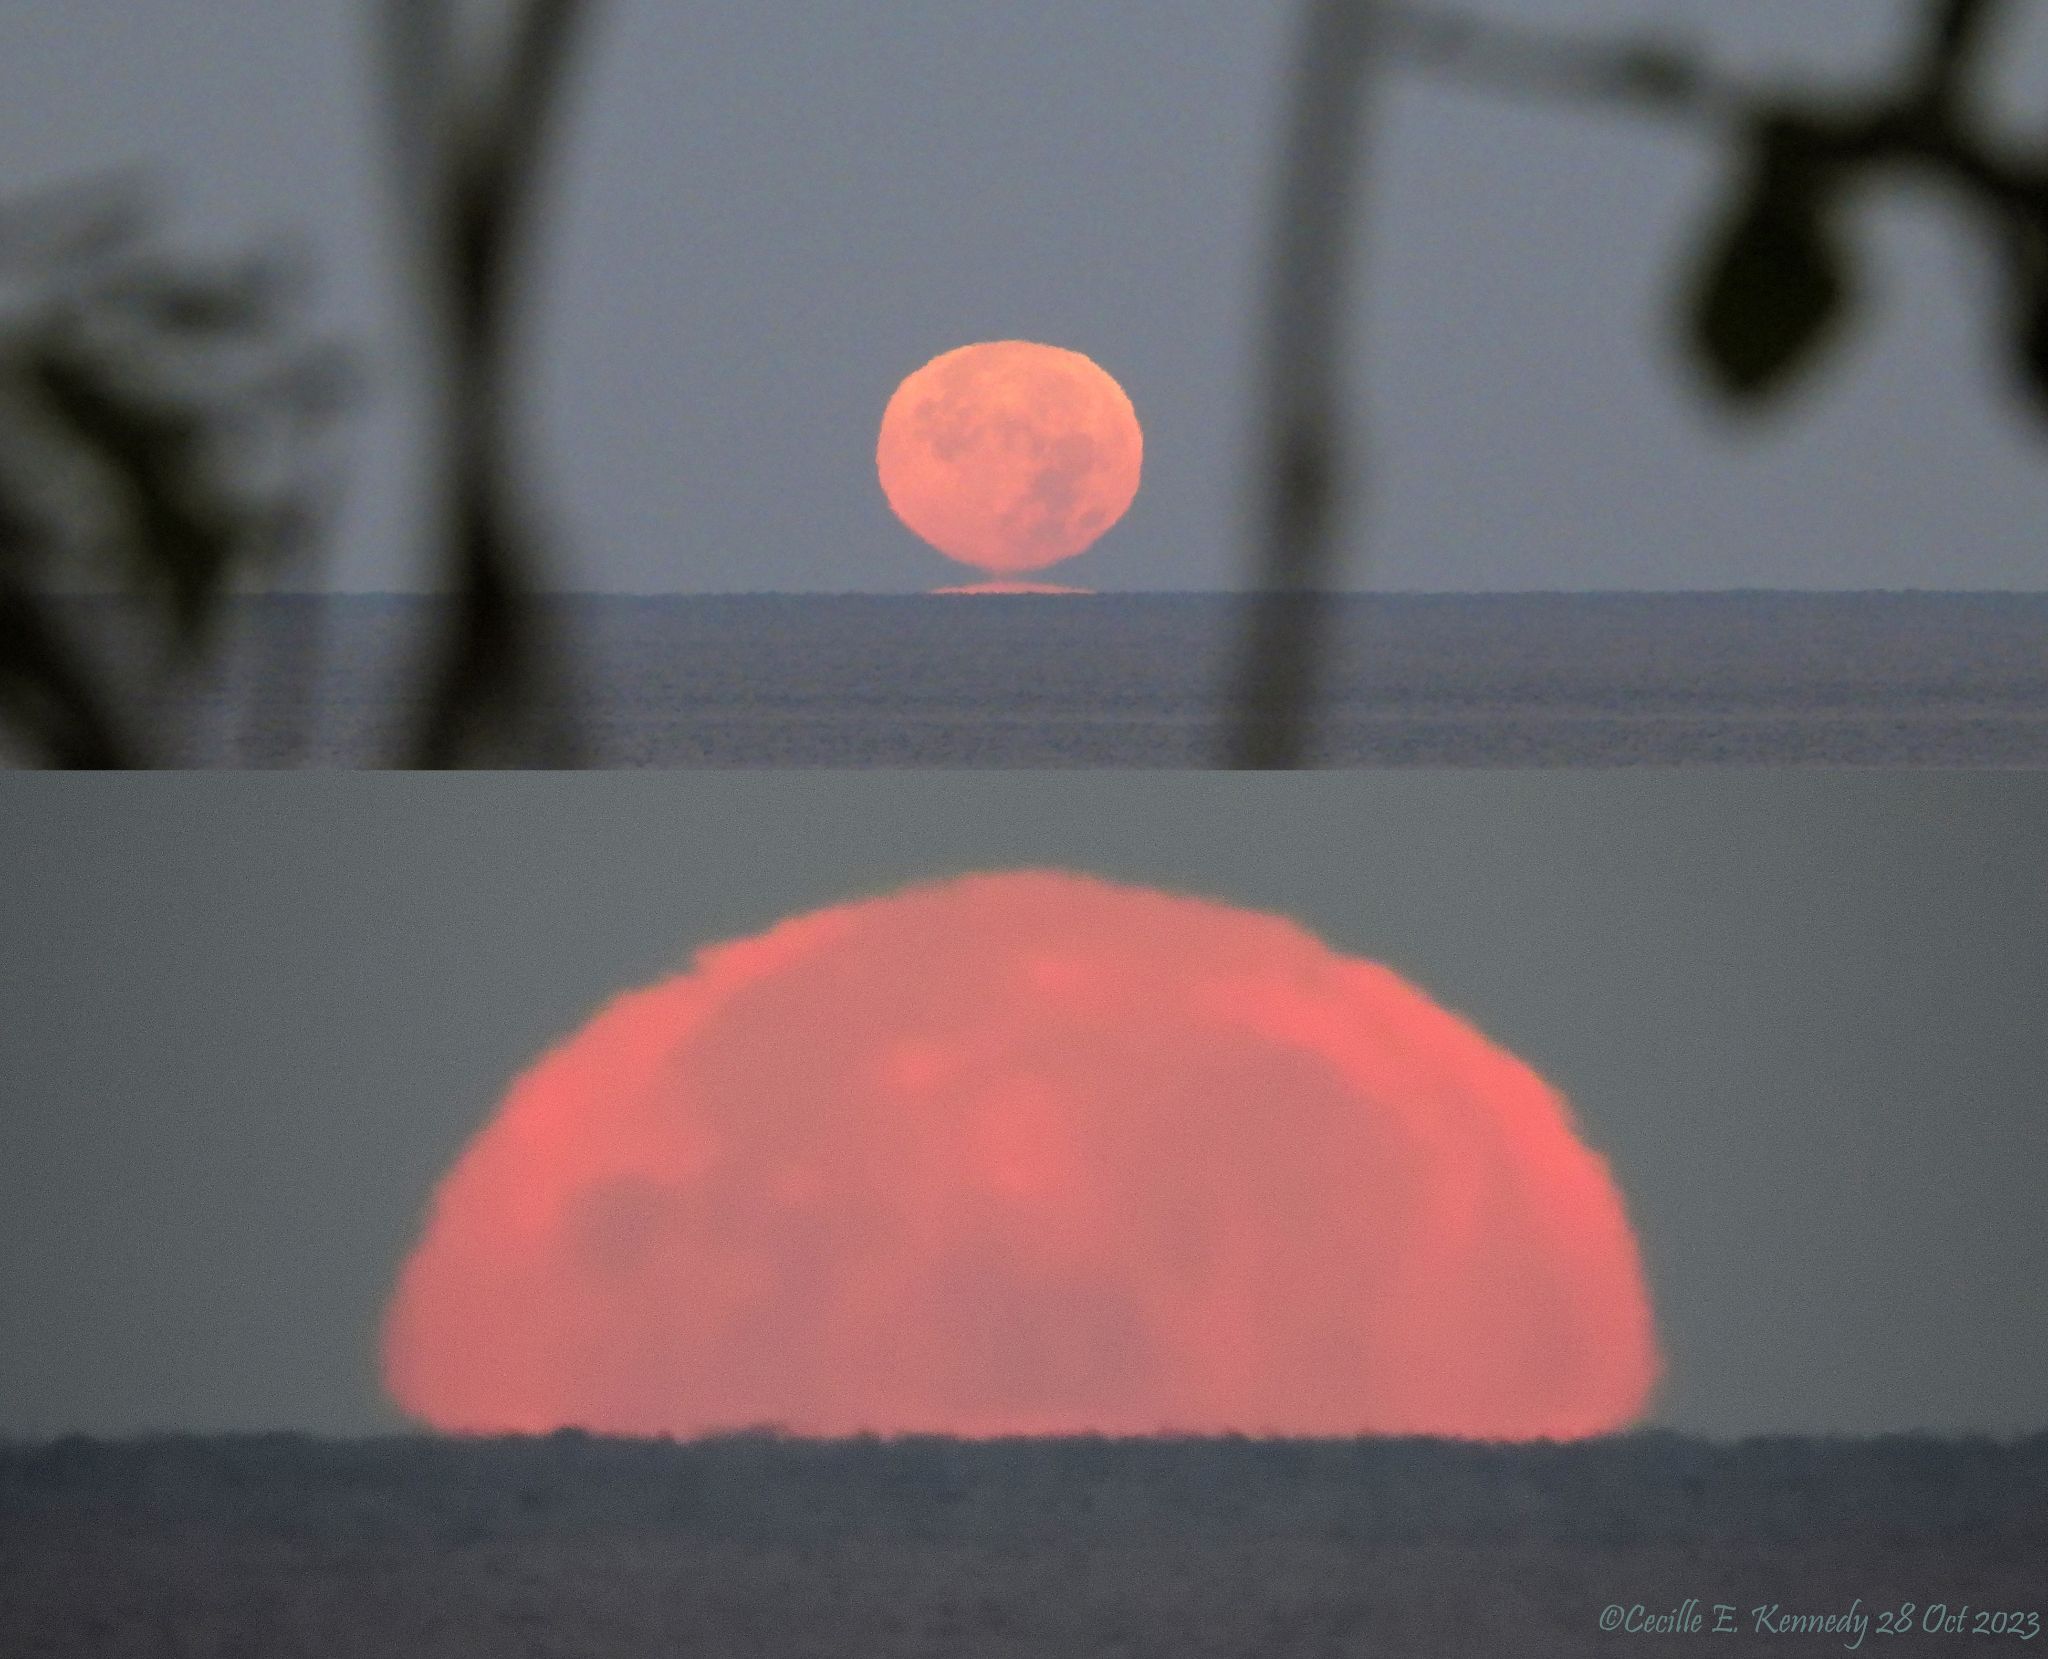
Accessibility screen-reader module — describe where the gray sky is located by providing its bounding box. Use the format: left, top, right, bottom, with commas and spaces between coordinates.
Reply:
5, 0, 2048, 592
1, 772, 2044, 1440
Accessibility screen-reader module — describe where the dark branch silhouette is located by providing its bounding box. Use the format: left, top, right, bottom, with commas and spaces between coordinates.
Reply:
1231, 0, 2048, 768
1227, 0, 1386, 770
380, 0, 596, 768
0, 568, 136, 769
0, 182, 342, 768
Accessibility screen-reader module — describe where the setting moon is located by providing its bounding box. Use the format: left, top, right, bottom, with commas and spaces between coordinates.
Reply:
383, 872, 1660, 1441
876, 341, 1143, 576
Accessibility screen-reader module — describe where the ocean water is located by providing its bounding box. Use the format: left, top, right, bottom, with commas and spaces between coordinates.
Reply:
5, 1433, 2043, 1658
28, 592, 2048, 767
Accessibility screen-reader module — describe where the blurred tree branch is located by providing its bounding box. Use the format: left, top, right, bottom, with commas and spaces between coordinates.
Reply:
379, 0, 597, 767
0, 179, 345, 767
1, 4, 600, 770
1235, 0, 2048, 766
0, 554, 136, 769
1229, 0, 1386, 769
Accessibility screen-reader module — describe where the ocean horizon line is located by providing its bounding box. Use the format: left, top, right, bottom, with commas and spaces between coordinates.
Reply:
46, 587, 2048, 603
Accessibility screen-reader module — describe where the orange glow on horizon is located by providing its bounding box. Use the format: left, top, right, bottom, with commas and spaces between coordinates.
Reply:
383, 872, 1660, 1441
877, 341, 1143, 576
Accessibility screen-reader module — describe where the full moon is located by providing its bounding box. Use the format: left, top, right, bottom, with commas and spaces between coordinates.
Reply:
876, 341, 1143, 577
384, 872, 1660, 1440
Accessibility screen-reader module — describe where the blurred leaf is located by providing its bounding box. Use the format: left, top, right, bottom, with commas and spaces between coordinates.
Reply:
1, 176, 348, 766
1688, 124, 1854, 405
26, 333, 249, 646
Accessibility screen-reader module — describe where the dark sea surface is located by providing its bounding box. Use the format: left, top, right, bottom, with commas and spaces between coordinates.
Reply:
4, 1433, 2041, 1657
28, 592, 2048, 767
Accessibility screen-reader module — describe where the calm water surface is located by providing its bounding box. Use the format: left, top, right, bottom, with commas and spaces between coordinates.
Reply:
32, 592, 2048, 767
